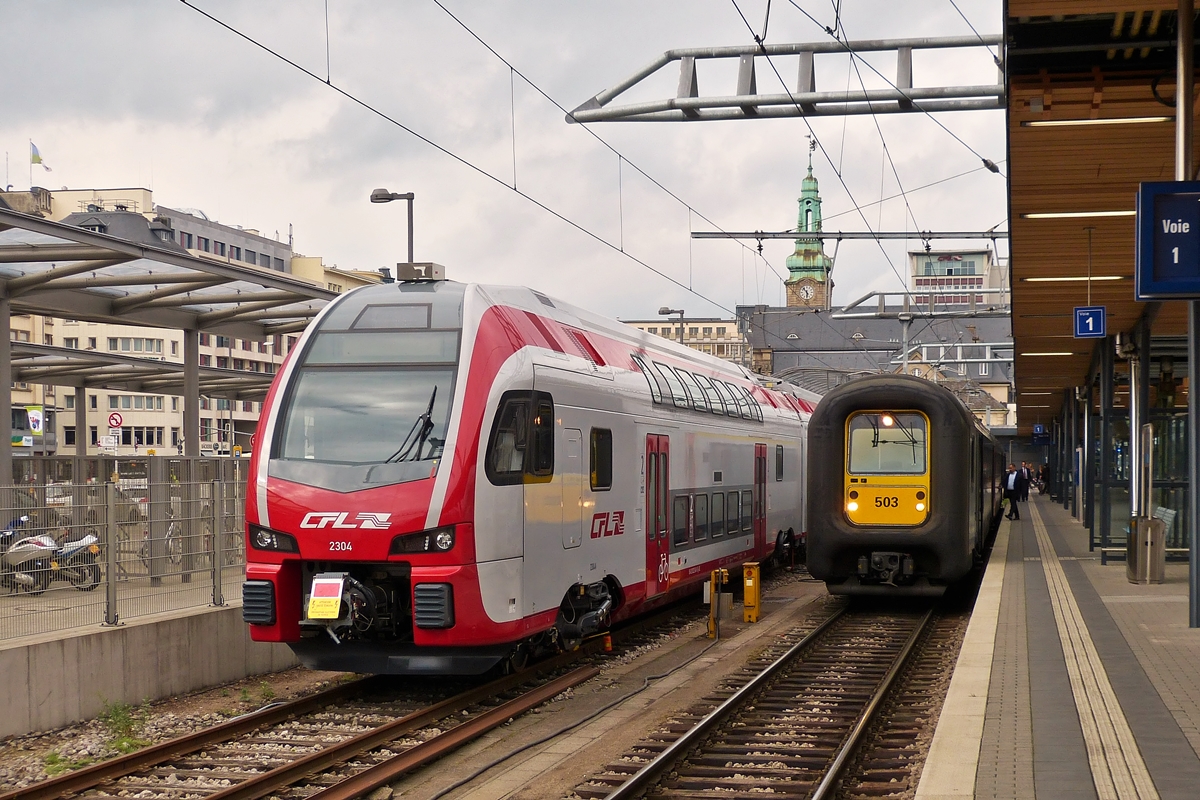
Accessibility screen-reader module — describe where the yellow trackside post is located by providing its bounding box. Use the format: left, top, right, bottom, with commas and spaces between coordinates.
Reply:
743, 562, 760, 623
707, 568, 729, 639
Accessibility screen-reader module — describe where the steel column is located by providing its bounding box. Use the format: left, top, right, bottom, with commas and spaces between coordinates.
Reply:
1179, 0, 1199, 627
75, 384, 87, 456
1084, 382, 1095, 539
1100, 336, 1114, 548
0, 297, 11, 487
184, 329, 200, 457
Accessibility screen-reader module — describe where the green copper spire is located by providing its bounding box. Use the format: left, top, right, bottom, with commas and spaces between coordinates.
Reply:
785, 147, 831, 282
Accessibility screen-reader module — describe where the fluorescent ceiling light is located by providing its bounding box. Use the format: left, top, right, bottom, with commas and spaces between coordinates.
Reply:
1021, 275, 1126, 282
1020, 210, 1136, 219
1020, 391, 1054, 395
1021, 116, 1172, 127
1021, 351, 1077, 356
1025, 405, 1052, 408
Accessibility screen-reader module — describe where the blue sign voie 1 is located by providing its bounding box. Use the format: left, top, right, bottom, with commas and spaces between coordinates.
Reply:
1074, 306, 1106, 338
1136, 180, 1200, 299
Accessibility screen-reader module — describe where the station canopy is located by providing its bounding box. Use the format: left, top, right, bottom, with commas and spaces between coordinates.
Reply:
1008, 3, 1197, 431
0, 207, 336, 396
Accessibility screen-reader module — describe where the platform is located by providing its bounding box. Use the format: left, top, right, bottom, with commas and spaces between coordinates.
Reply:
917, 495, 1200, 800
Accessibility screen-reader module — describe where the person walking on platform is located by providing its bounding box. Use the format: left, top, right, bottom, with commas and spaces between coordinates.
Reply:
1019, 461, 1032, 502
1004, 464, 1025, 520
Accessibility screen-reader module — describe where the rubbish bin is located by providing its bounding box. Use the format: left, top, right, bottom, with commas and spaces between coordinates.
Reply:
1127, 516, 1166, 585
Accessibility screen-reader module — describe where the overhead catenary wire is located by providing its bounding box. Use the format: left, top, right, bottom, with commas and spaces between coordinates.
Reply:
784, 0, 1006, 178
177, 4, 737, 311
428, 0, 793, 290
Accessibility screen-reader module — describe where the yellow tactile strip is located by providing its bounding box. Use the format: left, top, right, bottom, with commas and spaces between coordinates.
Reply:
1030, 502, 1159, 800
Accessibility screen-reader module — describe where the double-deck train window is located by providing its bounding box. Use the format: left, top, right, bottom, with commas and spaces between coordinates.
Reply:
676, 371, 710, 412
653, 362, 691, 408
694, 494, 709, 541
711, 493, 726, 537
776, 445, 785, 481
485, 391, 554, 485
712, 381, 741, 417
631, 355, 663, 403
741, 490, 753, 531
590, 429, 613, 491
727, 491, 740, 533
693, 374, 727, 414
672, 496, 690, 546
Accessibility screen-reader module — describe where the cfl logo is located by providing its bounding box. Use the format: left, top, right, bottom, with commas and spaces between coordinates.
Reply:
590, 511, 626, 539
300, 512, 393, 530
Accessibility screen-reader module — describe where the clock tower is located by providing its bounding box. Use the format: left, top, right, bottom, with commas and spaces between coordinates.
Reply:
785, 149, 833, 309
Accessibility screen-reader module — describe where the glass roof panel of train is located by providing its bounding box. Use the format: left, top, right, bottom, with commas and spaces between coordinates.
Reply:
676, 370, 710, 412
316, 281, 465, 332
692, 374, 726, 414
847, 412, 928, 475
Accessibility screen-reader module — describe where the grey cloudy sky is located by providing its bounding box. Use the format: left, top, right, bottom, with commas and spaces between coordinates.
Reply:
0, 0, 1005, 321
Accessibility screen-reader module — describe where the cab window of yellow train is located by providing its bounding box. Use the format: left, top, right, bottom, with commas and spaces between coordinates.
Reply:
847, 413, 927, 474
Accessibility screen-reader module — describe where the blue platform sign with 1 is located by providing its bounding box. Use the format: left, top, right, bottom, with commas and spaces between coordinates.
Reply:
1074, 306, 1106, 338
1136, 181, 1200, 298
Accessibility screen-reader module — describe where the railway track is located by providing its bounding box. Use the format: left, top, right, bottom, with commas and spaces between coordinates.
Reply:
2, 601, 702, 800
577, 605, 939, 800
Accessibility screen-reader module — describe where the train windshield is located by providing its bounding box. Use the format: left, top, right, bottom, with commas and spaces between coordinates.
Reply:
847, 412, 927, 475
279, 362, 455, 465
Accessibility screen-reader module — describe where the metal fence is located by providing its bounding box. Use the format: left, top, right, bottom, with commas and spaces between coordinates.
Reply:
0, 457, 248, 642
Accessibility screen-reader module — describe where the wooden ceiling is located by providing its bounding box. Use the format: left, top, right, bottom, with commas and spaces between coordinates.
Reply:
1007, 3, 1197, 431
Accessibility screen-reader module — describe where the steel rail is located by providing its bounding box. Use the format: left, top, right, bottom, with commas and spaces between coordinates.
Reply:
3, 599, 699, 800
602, 607, 848, 800
0, 676, 381, 800
809, 608, 935, 800
307, 666, 599, 800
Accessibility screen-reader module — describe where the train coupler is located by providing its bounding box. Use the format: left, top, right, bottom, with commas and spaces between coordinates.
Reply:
857, 552, 915, 586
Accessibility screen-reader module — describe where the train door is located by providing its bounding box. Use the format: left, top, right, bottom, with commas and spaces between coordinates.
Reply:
645, 434, 670, 597
754, 443, 767, 553
562, 428, 583, 548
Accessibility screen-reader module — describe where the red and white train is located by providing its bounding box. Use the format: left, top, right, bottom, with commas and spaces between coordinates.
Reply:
242, 279, 814, 674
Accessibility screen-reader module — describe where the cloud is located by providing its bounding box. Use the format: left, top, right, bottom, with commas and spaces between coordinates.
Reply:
0, 0, 1006, 321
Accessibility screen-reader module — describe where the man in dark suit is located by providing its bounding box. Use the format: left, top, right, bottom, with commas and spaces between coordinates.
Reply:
1004, 463, 1026, 520
1019, 461, 1033, 502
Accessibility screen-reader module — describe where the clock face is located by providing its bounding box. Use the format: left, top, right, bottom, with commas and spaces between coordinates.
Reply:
799, 284, 815, 300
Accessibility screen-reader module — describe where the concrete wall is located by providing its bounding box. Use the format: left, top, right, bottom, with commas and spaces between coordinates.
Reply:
0, 604, 297, 739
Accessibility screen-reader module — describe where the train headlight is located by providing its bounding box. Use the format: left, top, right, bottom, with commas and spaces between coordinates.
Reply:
916, 502, 926, 512
847, 501, 859, 512
390, 525, 456, 554
249, 524, 299, 553
880, 414, 895, 427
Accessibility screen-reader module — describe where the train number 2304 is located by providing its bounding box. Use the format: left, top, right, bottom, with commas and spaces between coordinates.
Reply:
874, 496, 900, 508
329, 541, 353, 552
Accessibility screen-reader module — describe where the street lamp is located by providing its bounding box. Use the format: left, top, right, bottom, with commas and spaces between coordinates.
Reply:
370, 188, 415, 264
658, 306, 685, 345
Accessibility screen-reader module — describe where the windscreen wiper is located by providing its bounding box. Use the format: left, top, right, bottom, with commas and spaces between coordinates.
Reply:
385, 386, 437, 463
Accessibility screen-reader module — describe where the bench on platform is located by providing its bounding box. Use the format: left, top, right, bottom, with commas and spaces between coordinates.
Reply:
1100, 506, 1188, 564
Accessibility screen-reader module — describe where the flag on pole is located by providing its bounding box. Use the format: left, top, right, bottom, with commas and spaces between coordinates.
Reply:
30, 142, 51, 172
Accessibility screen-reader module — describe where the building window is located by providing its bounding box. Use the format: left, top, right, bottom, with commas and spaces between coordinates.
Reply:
230, 246, 241, 261
233, 359, 244, 371
214, 242, 226, 257
65, 395, 75, 409
171, 340, 178, 356
689, 327, 699, 336
171, 397, 179, 412
245, 249, 256, 264
216, 336, 231, 348
979, 361, 990, 377
64, 337, 79, 349
242, 400, 253, 412
646, 327, 657, 334
108, 395, 118, 410
89, 394, 97, 410
134, 396, 143, 410
180, 232, 193, 249
200, 354, 211, 366
703, 327, 713, 335
90, 426, 98, 445
199, 333, 210, 346
217, 357, 228, 369
198, 236, 210, 252
216, 398, 231, 411
120, 396, 131, 409
717, 327, 726, 335
87, 337, 96, 349
260, 253, 271, 268
274, 257, 285, 270
171, 428, 180, 446
64, 427, 76, 446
